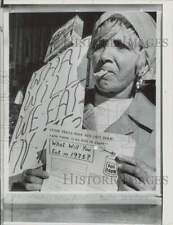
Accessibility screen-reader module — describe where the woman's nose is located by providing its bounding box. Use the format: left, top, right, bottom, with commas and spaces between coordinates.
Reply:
100, 46, 110, 61
100, 41, 116, 62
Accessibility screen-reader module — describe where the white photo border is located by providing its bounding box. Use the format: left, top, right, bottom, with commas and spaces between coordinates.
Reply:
2, 3, 162, 202
3, 2, 173, 225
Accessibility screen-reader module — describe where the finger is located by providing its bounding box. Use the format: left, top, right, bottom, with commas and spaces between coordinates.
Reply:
117, 175, 136, 191
119, 184, 136, 191
119, 173, 146, 191
24, 175, 43, 185
24, 183, 42, 191
25, 167, 49, 179
115, 155, 137, 166
118, 163, 147, 183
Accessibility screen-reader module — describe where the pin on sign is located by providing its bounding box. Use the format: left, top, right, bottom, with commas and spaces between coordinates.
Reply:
93, 145, 116, 157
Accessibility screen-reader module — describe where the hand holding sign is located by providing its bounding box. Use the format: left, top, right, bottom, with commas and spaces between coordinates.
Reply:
116, 155, 156, 191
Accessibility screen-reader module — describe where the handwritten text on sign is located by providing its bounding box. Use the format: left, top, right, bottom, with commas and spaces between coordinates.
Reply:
9, 38, 89, 176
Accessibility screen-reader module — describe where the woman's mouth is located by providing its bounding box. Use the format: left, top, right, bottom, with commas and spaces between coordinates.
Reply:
93, 69, 108, 79
93, 70, 107, 84
93, 70, 116, 82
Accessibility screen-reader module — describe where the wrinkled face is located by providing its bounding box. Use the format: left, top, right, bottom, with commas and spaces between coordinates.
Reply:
91, 21, 142, 98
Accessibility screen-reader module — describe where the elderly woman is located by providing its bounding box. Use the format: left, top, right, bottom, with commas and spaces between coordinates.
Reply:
83, 12, 156, 191
12, 12, 156, 191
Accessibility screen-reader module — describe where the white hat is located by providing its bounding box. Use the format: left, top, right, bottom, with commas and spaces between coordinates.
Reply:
88, 12, 156, 80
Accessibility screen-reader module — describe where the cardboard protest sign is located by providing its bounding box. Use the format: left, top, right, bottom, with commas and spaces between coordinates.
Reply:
9, 17, 90, 176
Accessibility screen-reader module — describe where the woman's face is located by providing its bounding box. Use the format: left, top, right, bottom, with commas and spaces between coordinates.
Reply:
91, 22, 142, 98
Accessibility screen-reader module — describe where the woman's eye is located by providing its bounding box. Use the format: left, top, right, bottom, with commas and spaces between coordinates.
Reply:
113, 40, 129, 50
93, 40, 107, 51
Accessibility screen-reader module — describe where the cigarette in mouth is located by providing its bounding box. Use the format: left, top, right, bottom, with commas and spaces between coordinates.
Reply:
93, 70, 107, 79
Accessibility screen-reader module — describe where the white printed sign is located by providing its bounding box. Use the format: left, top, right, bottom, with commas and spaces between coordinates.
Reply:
41, 127, 135, 192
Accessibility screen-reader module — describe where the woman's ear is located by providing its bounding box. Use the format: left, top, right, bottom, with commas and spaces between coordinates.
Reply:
136, 49, 149, 77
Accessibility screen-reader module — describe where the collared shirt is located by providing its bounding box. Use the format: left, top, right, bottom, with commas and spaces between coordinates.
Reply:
83, 97, 132, 132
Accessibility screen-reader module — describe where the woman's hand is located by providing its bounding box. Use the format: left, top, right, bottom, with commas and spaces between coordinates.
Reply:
116, 155, 156, 191
10, 166, 49, 191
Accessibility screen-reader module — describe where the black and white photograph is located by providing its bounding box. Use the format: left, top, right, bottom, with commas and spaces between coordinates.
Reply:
8, 9, 161, 192
0, 3, 166, 224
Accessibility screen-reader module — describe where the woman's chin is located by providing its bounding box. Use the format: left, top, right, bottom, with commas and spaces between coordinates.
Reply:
95, 83, 111, 94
